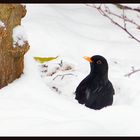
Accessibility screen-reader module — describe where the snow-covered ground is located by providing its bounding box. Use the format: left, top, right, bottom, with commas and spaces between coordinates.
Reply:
0, 4, 140, 136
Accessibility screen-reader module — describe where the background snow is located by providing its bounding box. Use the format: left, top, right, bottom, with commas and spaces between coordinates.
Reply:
0, 4, 140, 136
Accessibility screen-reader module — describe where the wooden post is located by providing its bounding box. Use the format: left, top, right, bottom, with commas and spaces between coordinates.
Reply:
0, 4, 30, 89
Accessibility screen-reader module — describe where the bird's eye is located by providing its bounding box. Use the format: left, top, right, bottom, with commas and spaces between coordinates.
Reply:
96, 60, 102, 64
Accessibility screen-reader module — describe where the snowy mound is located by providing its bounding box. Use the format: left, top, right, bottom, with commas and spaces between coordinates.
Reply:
38, 57, 79, 97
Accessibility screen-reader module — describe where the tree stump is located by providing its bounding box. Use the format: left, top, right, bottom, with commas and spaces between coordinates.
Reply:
0, 4, 30, 89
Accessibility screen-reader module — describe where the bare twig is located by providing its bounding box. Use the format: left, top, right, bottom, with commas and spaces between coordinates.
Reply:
98, 5, 140, 28
41, 64, 48, 68
110, 11, 139, 28
122, 8, 126, 29
58, 60, 63, 67
53, 73, 77, 80
51, 86, 61, 94
114, 4, 140, 13
125, 66, 140, 77
86, 4, 140, 43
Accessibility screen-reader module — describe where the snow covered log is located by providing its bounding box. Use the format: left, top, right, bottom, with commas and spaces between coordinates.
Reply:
0, 4, 30, 89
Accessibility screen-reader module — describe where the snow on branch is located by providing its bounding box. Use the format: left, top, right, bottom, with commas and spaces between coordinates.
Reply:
86, 4, 140, 43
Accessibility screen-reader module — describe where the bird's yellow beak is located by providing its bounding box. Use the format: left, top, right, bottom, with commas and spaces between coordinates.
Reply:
83, 56, 93, 62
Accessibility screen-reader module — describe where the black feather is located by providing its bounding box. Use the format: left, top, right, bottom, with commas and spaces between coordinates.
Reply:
75, 55, 115, 110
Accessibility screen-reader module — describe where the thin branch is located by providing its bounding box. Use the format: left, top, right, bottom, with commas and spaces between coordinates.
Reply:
53, 73, 77, 80
58, 60, 63, 67
114, 4, 140, 13
122, 8, 126, 29
94, 4, 140, 28
104, 4, 140, 29
51, 86, 61, 94
125, 66, 140, 77
107, 11, 140, 28
100, 7, 140, 43
86, 4, 140, 43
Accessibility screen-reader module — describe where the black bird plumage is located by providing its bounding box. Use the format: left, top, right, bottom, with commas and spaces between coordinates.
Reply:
75, 55, 115, 110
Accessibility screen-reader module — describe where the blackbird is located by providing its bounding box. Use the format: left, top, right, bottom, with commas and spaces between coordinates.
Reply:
75, 55, 115, 110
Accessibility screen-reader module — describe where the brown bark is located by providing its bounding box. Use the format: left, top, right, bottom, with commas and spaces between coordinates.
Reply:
0, 4, 30, 89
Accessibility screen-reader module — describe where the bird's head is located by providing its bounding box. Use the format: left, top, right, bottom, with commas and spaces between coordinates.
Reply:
83, 55, 108, 77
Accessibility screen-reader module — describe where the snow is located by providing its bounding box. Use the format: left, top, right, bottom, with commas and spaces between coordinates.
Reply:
121, 4, 140, 8
0, 4, 140, 136
12, 25, 27, 48
0, 20, 6, 30
0, 20, 5, 27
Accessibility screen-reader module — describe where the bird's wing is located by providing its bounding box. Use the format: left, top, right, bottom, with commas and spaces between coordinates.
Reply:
107, 81, 115, 95
75, 75, 90, 102
84, 84, 102, 107
85, 81, 115, 108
